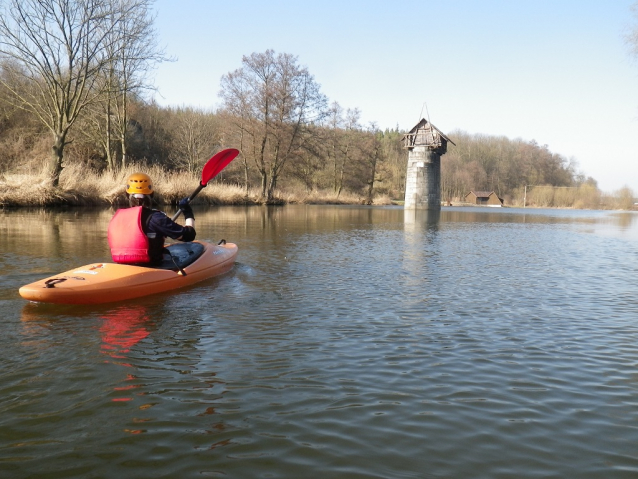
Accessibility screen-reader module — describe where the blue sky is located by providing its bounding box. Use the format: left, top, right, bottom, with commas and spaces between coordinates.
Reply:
151, 0, 638, 194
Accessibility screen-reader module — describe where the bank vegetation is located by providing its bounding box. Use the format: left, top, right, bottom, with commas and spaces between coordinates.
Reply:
0, 0, 634, 210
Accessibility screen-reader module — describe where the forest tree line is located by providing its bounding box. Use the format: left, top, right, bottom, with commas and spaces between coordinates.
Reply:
0, 0, 629, 208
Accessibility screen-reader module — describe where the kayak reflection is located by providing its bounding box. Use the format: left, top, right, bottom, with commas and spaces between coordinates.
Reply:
19, 302, 154, 358
99, 305, 155, 404
100, 305, 153, 358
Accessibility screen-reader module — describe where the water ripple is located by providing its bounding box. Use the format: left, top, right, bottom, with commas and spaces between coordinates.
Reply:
2, 207, 638, 477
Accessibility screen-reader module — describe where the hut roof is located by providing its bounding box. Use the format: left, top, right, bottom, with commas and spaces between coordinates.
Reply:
468, 191, 495, 198
402, 118, 456, 146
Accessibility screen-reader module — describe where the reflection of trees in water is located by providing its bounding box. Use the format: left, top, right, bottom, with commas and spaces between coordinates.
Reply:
613, 213, 637, 230
441, 209, 535, 224
2, 208, 114, 263
439, 208, 614, 226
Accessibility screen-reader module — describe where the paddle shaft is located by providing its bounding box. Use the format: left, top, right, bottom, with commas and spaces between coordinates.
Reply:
171, 183, 205, 221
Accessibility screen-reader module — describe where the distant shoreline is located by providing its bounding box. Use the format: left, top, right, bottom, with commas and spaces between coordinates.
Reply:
1, 165, 634, 211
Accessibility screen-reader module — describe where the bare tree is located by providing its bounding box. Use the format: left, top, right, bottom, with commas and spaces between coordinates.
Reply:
361, 123, 382, 205
336, 108, 361, 197
47, 0, 164, 172
217, 109, 254, 192
107, 0, 166, 169
326, 102, 345, 192
0, 0, 128, 185
220, 50, 327, 202
170, 107, 220, 173
377, 128, 406, 199
287, 125, 325, 192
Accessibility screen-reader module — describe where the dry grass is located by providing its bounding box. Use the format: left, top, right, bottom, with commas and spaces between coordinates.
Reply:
281, 189, 360, 205
506, 184, 637, 210
372, 194, 393, 205
276, 188, 392, 205
3, 166, 632, 210
0, 164, 389, 207
0, 163, 262, 207
0, 164, 85, 206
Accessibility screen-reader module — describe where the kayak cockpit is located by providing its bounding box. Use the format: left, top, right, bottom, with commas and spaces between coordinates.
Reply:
156, 242, 205, 271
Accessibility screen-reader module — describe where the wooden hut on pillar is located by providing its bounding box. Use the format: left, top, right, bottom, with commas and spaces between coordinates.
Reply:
402, 118, 454, 210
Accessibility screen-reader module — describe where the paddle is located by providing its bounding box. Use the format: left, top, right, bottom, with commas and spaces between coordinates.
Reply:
171, 148, 240, 221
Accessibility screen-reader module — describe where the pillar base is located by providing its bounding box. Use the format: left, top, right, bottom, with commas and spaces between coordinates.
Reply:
404, 147, 441, 209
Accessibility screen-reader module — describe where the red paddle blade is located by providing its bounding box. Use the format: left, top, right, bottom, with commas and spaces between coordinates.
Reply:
200, 148, 240, 186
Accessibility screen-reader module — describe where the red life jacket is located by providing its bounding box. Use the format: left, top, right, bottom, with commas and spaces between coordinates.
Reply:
108, 206, 151, 264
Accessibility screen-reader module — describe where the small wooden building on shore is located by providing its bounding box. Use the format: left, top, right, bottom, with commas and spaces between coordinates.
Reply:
464, 191, 503, 206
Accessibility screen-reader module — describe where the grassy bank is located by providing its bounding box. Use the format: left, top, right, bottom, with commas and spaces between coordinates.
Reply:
2, 164, 632, 210
0, 163, 393, 208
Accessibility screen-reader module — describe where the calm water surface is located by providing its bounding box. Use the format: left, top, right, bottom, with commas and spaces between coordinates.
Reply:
1, 205, 638, 478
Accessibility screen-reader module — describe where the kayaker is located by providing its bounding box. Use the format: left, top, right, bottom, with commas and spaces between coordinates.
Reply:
108, 172, 196, 265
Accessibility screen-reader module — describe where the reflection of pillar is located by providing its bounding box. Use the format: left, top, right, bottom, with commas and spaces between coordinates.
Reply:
404, 146, 441, 210
403, 208, 441, 231
402, 208, 441, 295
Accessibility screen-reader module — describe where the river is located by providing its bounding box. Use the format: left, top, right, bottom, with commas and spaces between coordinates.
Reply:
1, 205, 638, 478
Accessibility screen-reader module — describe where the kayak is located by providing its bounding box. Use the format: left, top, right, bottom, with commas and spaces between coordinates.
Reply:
19, 241, 238, 305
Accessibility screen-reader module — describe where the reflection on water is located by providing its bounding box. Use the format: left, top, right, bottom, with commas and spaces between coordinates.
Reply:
2, 206, 638, 478
100, 306, 153, 357
404, 208, 441, 230
99, 306, 154, 403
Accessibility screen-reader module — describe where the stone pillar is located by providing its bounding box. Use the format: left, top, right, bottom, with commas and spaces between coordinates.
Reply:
404, 145, 441, 210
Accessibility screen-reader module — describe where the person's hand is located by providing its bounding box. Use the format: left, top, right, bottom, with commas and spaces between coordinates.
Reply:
179, 197, 194, 220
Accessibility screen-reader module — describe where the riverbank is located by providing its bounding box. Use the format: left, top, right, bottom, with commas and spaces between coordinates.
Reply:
0, 164, 393, 208
2, 164, 633, 210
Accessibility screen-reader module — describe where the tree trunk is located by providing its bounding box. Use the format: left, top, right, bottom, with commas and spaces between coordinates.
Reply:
336, 143, 349, 198
267, 173, 277, 202
337, 167, 344, 197
49, 132, 66, 187
118, 88, 129, 169
365, 141, 380, 205
260, 171, 268, 200
238, 128, 249, 194
120, 100, 128, 169
258, 130, 269, 200
332, 138, 338, 193
121, 137, 128, 169
105, 104, 114, 170
243, 157, 249, 194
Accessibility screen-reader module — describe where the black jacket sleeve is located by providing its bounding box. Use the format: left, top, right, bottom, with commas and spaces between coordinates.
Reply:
148, 211, 196, 242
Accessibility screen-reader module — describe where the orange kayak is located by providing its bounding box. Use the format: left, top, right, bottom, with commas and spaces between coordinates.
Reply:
19, 241, 238, 304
